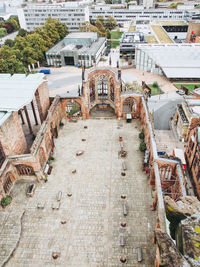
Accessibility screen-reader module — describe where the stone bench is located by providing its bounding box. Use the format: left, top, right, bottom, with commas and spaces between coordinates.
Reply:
57, 191, 62, 202
120, 233, 125, 247
137, 247, 143, 262
123, 203, 128, 216
122, 161, 127, 171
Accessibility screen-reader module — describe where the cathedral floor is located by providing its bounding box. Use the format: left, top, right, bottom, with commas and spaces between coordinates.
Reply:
0, 119, 156, 267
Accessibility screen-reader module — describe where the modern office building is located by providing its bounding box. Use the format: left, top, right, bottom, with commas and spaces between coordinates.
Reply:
120, 32, 146, 58
89, 5, 191, 24
46, 32, 106, 67
17, 2, 89, 32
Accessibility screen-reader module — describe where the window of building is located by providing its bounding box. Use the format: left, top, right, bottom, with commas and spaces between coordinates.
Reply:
98, 75, 108, 100
123, 97, 137, 113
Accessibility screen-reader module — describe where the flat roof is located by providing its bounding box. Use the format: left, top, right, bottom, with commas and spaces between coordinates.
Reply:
47, 37, 106, 56
66, 32, 97, 39
138, 44, 200, 79
0, 73, 45, 112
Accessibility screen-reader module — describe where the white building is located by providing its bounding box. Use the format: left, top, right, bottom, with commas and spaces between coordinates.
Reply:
90, 5, 187, 23
135, 44, 200, 80
17, 2, 89, 32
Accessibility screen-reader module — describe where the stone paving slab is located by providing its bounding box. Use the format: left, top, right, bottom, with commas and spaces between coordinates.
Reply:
1, 119, 156, 267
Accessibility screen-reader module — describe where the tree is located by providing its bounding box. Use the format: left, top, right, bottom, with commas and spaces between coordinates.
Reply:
8, 18, 19, 30
18, 28, 28, 37
105, 16, 117, 30
0, 28, 7, 37
4, 39, 14, 47
3, 22, 14, 34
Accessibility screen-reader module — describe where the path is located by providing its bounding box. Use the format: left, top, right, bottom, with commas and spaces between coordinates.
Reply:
2, 119, 156, 267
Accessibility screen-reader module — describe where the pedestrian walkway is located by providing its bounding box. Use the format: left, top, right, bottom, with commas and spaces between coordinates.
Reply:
1, 119, 156, 267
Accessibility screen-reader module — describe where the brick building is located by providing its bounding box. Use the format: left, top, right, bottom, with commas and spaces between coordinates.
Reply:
0, 74, 63, 199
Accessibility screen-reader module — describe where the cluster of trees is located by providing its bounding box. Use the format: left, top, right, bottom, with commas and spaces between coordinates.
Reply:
80, 16, 117, 38
0, 18, 68, 74
0, 16, 19, 38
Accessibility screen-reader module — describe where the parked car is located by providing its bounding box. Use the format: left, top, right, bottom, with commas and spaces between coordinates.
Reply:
40, 69, 51, 74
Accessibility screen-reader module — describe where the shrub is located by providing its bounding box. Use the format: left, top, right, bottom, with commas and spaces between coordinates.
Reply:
1, 196, 12, 207
59, 121, 64, 127
139, 141, 146, 152
152, 81, 159, 88
139, 132, 144, 139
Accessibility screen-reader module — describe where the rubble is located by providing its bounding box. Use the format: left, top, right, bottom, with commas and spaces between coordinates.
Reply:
163, 196, 200, 266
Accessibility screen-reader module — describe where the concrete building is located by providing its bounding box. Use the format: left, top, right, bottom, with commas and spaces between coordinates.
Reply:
17, 2, 89, 32
135, 44, 200, 80
46, 32, 106, 67
90, 5, 192, 24
120, 32, 146, 59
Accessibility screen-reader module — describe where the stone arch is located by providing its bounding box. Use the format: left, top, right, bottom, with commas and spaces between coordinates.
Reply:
3, 172, 15, 194
89, 79, 95, 103
66, 99, 82, 117
123, 97, 137, 113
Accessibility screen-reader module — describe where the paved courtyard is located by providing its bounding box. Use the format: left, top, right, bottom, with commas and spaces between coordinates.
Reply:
0, 119, 156, 267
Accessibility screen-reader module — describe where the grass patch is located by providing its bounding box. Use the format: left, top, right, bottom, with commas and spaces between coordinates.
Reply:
110, 31, 123, 39
148, 84, 164, 95
145, 36, 158, 44
68, 103, 80, 116
107, 40, 120, 48
174, 84, 200, 93
151, 25, 173, 43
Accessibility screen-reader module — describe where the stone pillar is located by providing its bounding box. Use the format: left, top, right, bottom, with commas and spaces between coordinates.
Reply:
31, 101, 39, 125
24, 106, 33, 134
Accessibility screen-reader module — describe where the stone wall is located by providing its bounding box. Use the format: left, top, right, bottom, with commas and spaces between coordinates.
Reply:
0, 96, 63, 199
35, 82, 50, 123
0, 112, 27, 156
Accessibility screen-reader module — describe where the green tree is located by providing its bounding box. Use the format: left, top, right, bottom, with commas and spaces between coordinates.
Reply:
4, 39, 14, 47
105, 16, 117, 30
0, 28, 7, 37
18, 28, 28, 37
8, 18, 19, 30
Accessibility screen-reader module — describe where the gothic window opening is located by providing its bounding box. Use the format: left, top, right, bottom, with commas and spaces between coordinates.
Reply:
98, 75, 108, 100
110, 77, 115, 102
123, 97, 137, 113
3, 172, 13, 193
0, 142, 5, 168
16, 164, 35, 176
89, 79, 95, 102
66, 100, 81, 117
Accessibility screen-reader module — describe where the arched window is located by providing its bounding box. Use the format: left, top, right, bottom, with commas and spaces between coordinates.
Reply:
123, 97, 137, 113
89, 79, 95, 102
110, 77, 115, 102
98, 75, 108, 100
66, 100, 81, 117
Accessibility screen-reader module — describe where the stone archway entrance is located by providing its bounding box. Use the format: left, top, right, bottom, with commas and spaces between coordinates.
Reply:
66, 100, 81, 117
89, 104, 115, 118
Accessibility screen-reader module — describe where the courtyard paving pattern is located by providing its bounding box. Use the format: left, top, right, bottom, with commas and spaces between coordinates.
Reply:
0, 119, 156, 267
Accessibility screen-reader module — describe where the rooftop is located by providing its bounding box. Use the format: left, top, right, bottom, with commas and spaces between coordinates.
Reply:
137, 44, 200, 79
0, 73, 45, 112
